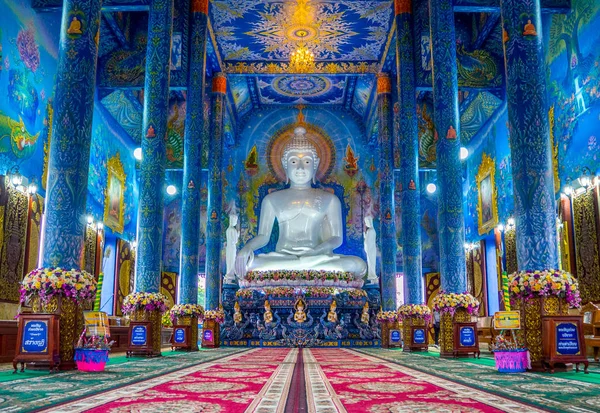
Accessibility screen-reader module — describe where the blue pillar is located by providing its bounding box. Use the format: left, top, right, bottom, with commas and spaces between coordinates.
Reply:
429, 0, 467, 293
179, 0, 208, 304
377, 73, 397, 311
42, 0, 103, 268
395, 0, 423, 305
500, 0, 558, 270
205, 73, 226, 311
134, 0, 174, 293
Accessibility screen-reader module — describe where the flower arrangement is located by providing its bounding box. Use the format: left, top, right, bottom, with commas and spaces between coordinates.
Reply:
264, 287, 296, 297
305, 287, 335, 298
432, 291, 480, 315
508, 269, 581, 308
204, 307, 225, 324
75, 329, 114, 351
122, 292, 169, 315
244, 270, 354, 283
162, 312, 173, 327
397, 304, 432, 322
20, 267, 96, 304
376, 310, 399, 323
169, 304, 204, 322
491, 334, 525, 352
236, 289, 255, 299
346, 288, 367, 299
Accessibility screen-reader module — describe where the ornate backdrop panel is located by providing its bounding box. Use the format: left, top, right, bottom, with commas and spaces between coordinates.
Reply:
573, 189, 600, 303
160, 271, 178, 308
504, 227, 518, 275
82, 225, 98, 276
472, 241, 487, 317
24, 194, 44, 275
0, 177, 29, 303
114, 240, 135, 316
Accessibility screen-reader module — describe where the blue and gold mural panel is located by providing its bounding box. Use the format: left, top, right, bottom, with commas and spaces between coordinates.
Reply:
209, 0, 393, 64
257, 75, 347, 105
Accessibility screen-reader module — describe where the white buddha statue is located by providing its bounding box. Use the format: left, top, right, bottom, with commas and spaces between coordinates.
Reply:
234, 126, 366, 282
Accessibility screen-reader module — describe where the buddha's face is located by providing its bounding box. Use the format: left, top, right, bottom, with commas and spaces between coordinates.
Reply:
286, 150, 315, 186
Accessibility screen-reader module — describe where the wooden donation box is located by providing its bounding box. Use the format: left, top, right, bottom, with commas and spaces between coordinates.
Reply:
410, 325, 429, 351
171, 325, 191, 350
127, 321, 153, 357
453, 322, 480, 358
542, 316, 589, 373
13, 314, 60, 373
389, 329, 402, 348
202, 319, 220, 348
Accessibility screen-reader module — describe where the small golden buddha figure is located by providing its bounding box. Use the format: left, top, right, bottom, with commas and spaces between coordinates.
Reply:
523, 20, 537, 36
146, 125, 156, 138
446, 125, 457, 140
264, 300, 273, 324
294, 298, 307, 323
408, 179, 416, 190
502, 28, 509, 43
67, 16, 82, 35
233, 302, 242, 324
361, 302, 370, 324
327, 300, 338, 323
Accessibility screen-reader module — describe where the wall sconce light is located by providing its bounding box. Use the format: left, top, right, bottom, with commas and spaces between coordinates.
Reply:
27, 183, 37, 194
97, 222, 104, 231
131, 241, 137, 249
426, 183, 437, 194
133, 147, 142, 161
460, 147, 469, 160
166, 184, 177, 195
496, 223, 505, 232
507, 217, 515, 228
579, 167, 592, 188
87, 215, 94, 224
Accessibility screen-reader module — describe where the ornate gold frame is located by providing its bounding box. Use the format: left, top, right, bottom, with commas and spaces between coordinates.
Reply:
104, 152, 126, 234
476, 153, 498, 235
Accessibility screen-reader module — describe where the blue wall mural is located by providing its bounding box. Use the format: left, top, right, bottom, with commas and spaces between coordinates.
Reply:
0, 0, 61, 190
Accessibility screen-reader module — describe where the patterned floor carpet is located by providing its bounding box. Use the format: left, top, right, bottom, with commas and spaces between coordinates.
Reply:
2, 347, 598, 412
0, 348, 247, 413
357, 348, 600, 413
41, 348, 297, 413
305, 348, 543, 413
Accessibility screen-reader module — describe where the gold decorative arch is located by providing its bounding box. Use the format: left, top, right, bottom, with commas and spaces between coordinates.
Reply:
476, 153, 498, 235
104, 152, 126, 234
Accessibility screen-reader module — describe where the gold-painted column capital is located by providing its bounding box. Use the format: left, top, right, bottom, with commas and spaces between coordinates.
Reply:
395, 0, 412, 15
212, 73, 227, 94
191, 0, 208, 14
377, 72, 392, 94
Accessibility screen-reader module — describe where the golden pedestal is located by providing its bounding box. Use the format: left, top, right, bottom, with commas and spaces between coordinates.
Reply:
402, 316, 428, 352
129, 309, 163, 356
173, 316, 199, 351
440, 308, 471, 357
514, 296, 568, 366
202, 319, 221, 348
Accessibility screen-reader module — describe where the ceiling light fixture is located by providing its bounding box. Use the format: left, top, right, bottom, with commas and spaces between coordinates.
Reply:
290, 45, 315, 73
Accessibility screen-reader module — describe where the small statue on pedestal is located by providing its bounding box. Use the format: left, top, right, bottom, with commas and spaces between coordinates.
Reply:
364, 215, 377, 283
264, 300, 273, 324
233, 301, 242, 324
327, 300, 338, 323
361, 302, 370, 324
294, 297, 307, 323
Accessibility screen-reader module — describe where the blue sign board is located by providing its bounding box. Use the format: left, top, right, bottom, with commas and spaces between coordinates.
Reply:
413, 328, 426, 344
390, 330, 401, 343
174, 328, 186, 344
22, 320, 48, 353
131, 325, 147, 346
459, 326, 475, 347
203, 329, 213, 343
556, 322, 580, 356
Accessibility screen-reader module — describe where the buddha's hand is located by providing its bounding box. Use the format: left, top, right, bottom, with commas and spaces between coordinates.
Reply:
235, 248, 254, 277
281, 246, 317, 257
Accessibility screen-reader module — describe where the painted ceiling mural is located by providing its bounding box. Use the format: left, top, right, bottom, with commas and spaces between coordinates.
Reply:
210, 0, 393, 73
257, 75, 346, 105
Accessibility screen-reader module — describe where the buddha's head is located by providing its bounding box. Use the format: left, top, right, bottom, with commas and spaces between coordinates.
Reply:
364, 215, 373, 228
282, 127, 320, 185
229, 214, 238, 227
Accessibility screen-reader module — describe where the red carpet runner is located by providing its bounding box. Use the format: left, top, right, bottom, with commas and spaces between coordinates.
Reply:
305, 349, 547, 413
43, 348, 297, 413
